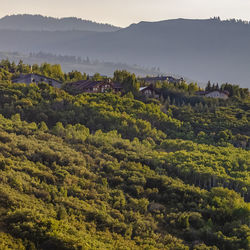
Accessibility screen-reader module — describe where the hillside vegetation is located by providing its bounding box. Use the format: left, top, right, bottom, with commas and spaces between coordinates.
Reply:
0, 61, 249, 249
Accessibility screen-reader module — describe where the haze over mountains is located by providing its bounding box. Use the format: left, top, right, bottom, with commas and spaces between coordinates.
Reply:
0, 51, 162, 77
0, 14, 249, 87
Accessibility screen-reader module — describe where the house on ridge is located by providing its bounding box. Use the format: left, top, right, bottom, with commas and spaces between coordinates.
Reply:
139, 76, 183, 84
12, 73, 62, 88
196, 90, 229, 99
139, 85, 159, 98
65, 79, 123, 94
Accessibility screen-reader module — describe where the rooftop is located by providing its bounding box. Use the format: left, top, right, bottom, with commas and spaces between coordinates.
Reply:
12, 73, 62, 83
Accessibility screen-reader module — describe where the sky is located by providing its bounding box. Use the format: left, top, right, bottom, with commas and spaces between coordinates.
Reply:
1, 0, 250, 27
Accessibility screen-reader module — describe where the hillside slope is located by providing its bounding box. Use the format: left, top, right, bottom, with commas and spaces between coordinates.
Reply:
0, 79, 249, 249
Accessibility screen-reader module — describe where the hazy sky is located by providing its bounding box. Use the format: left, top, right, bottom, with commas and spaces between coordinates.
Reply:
1, 0, 250, 27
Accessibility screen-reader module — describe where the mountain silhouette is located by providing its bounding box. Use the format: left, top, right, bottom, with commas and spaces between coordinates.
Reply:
0, 14, 120, 32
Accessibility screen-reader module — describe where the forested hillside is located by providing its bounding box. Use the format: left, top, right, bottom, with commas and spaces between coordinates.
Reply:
0, 60, 249, 249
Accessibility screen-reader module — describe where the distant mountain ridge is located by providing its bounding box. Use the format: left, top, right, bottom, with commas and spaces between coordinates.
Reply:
0, 14, 121, 32
0, 16, 249, 87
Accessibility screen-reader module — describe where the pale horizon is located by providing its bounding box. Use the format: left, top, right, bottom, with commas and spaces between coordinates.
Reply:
1, 0, 250, 27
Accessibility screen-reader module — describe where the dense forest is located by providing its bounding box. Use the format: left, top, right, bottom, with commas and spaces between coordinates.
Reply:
0, 60, 249, 249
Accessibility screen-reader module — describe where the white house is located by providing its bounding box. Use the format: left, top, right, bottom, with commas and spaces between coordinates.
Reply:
196, 90, 229, 99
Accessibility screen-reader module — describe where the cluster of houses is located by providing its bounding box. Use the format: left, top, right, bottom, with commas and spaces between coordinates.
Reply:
65, 79, 159, 97
11, 73, 229, 99
11, 73, 157, 97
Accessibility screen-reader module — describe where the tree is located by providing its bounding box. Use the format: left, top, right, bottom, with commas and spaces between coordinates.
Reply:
52, 122, 65, 137
39, 121, 49, 132
206, 81, 212, 91
113, 70, 139, 94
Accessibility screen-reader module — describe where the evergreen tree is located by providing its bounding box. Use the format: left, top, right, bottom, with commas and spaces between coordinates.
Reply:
206, 81, 212, 91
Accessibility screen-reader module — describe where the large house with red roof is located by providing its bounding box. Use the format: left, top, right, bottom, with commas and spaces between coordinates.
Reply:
65, 79, 123, 94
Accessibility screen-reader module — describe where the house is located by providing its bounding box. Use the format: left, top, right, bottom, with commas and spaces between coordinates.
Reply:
139, 76, 183, 84
196, 90, 229, 99
139, 86, 153, 96
12, 73, 62, 88
65, 79, 118, 94
139, 85, 159, 98
112, 82, 123, 93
